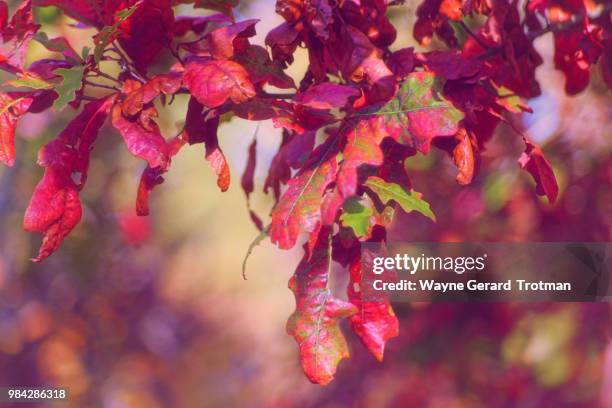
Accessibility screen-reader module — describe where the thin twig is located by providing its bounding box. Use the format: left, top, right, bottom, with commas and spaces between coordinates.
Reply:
84, 80, 121, 92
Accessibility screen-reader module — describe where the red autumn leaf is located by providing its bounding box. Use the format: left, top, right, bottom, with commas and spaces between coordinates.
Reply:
0, 92, 33, 166
340, 0, 397, 48
340, 26, 396, 103
553, 29, 601, 95
363, 71, 463, 154
241, 136, 257, 199
287, 229, 357, 385
117, 0, 175, 72
422, 50, 482, 81
305, 0, 333, 40
122, 73, 182, 116
270, 137, 339, 249
236, 45, 296, 89
23, 97, 114, 261
387, 47, 415, 78
0, 0, 38, 73
335, 119, 386, 199
111, 104, 170, 170
263, 129, 315, 201
518, 140, 559, 203
265, 22, 300, 66
136, 165, 166, 216
452, 127, 475, 185
204, 19, 258, 60
347, 257, 399, 361
182, 97, 230, 191
184, 59, 256, 108
23, 161, 82, 262
294, 83, 360, 110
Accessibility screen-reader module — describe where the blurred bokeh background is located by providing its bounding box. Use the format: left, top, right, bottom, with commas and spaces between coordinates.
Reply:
0, 1, 611, 407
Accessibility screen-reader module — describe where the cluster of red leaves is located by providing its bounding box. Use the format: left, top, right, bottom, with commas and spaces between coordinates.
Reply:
1, 0, 610, 385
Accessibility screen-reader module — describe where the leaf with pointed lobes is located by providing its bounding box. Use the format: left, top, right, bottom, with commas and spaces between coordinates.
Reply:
23, 141, 81, 262
270, 137, 339, 250
184, 59, 256, 108
182, 98, 230, 191
122, 73, 182, 116
340, 197, 373, 238
0, 92, 33, 166
518, 140, 558, 203
294, 83, 360, 110
364, 71, 463, 154
111, 104, 170, 170
0, 0, 38, 74
241, 135, 257, 199
53, 65, 84, 110
204, 19, 258, 60
236, 45, 296, 89
452, 127, 475, 185
365, 176, 435, 221
117, 0, 175, 72
348, 254, 399, 361
287, 229, 357, 385
336, 118, 386, 199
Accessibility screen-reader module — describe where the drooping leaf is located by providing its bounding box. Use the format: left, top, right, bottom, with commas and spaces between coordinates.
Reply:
23, 159, 82, 262
347, 256, 399, 361
452, 127, 475, 185
241, 130, 257, 199
365, 176, 435, 221
23, 97, 113, 261
184, 59, 256, 108
0, 93, 33, 166
53, 65, 84, 110
518, 140, 558, 203
111, 104, 170, 169
181, 98, 230, 191
270, 137, 339, 249
287, 229, 357, 385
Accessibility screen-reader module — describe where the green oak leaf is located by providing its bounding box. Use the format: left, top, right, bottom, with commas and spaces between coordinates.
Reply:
340, 197, 373, 238
365, 176, 436, 221
53, 66, 85, 110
